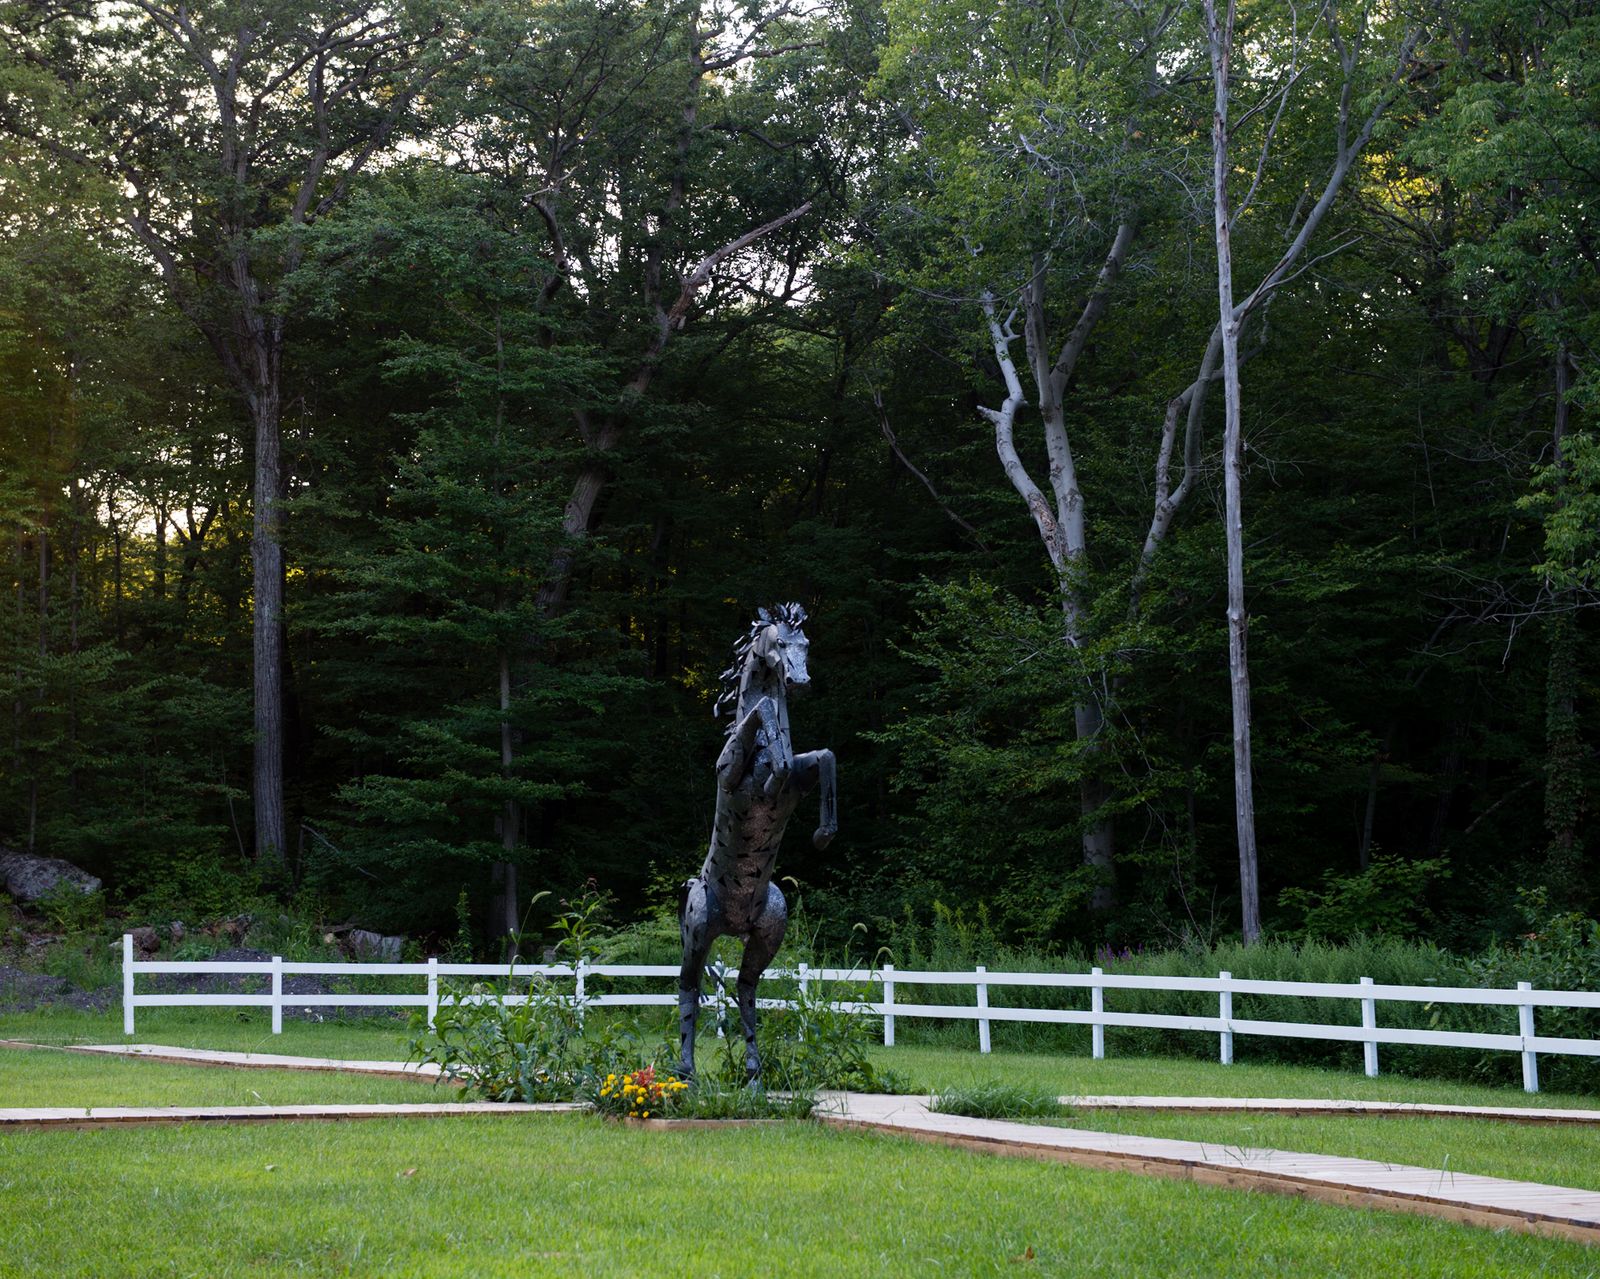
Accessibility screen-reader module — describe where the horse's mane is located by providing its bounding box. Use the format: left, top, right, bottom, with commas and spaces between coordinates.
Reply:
714, 602, 808, 724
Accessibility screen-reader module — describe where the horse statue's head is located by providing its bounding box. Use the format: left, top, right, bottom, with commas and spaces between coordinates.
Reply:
715, 603, 811, 720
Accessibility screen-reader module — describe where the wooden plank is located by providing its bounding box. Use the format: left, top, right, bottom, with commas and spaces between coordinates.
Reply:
0, 1102, 582, 1129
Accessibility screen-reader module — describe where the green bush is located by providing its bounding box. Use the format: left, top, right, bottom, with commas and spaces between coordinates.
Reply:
411, 976, 659, 1102
36, 883, 105, 934
1445, 892, 1600, 1092
1278, 854, 1452, 941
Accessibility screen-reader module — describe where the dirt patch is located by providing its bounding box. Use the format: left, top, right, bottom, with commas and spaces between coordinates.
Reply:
0, 965, 117, 1013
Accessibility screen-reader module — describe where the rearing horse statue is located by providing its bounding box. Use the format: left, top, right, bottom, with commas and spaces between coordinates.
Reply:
678, 603, 837, 1081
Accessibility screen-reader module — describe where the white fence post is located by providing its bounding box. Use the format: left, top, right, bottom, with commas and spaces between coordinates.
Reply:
1360, 976, 1379, 1077
426, 956, 439, 1030
975, 965, 991, 1054
1519, 981, 1540, 1094
798, 962, 810, 1041
575, 957, 587, 1029
1090, 966, 1105, 1060
1219, 971, 1234, 1065
271, 955, 283, 1035
882, 963, 896, 1047
123, 933, 135, 1037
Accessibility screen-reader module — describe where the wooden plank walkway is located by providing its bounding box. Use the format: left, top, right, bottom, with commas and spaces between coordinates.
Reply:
1062, 1094, 1600, 1125
819, 1093, 1600, 1245
0, 1101, 580, 1130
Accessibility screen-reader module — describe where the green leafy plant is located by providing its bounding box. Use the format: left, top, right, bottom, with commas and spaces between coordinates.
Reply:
409, 975, 658, 1102
36, 884, 105, 934
930, 1083, 1071, 1120
408, 888, 661, 1103
1277, 855, 1451, 942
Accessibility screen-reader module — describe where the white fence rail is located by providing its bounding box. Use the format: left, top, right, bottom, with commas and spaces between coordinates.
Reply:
121, 935, 1600, 1093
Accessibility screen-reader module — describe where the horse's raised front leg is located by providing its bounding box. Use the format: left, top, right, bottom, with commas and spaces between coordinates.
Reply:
677, 877, 719, 1079
789, 748, 838, 850
737, 880, 788, 1083
715, 702, 763, 791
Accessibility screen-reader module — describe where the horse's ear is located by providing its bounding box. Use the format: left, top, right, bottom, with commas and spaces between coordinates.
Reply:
757, 607, 771, 623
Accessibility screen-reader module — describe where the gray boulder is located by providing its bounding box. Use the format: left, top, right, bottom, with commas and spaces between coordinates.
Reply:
347, 929, 404, 962
0, 848, 101, 904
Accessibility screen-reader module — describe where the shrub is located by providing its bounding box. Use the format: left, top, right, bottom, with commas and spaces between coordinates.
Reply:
1445, 891, 1600, 1092
1278, 854, 1452, 941
410, 976, 660, 1102
36, 883, 105, 934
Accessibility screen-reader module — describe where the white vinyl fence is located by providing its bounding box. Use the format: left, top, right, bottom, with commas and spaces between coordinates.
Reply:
122, 935, 1600, 1093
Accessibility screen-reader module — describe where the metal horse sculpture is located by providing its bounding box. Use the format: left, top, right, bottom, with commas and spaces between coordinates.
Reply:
677, 604, 837, 1081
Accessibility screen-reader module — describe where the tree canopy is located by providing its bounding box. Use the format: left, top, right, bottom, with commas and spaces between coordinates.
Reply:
1, 0, 1594, 952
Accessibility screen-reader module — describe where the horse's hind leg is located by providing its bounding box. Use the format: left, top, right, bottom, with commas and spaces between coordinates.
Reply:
677, 877, 718, 1079
737, 880, 789, 1083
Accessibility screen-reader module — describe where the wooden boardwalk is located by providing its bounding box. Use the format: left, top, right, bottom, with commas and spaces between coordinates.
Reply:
821, 1093, 1600, 1244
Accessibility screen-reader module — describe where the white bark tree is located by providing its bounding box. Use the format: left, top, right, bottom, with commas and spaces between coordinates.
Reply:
883, 0, 1420, 922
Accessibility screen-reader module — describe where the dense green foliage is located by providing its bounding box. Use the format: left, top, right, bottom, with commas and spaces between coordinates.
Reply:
0, 0, 1594, 958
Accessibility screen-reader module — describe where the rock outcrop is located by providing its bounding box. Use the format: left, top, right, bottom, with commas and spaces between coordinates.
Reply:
0, 849, 101, 904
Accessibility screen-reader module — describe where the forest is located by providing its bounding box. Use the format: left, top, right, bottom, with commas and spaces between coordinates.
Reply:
0, 0, 1594, 958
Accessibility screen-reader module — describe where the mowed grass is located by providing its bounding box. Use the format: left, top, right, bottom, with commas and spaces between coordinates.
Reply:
10, 1008, 1600, 1112
0, 1046, 455, 1108
885, 1043, 1600, 1111
4, 1114, 1598, 1279
0, 1007, 417, 1059
1047, 1109, 1600, 1194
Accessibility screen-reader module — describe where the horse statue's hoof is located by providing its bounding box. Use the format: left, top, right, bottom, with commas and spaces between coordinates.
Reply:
813, 825, 836, 851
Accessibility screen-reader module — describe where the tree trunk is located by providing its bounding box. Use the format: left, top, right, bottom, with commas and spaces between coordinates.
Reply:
28, 508, 48, 854
1077, 703, 1116, 910
1358, 722, 1396, 870
1207, 0, 1261, 943
1544, 343, 1584, 900
251, 389, 287, 865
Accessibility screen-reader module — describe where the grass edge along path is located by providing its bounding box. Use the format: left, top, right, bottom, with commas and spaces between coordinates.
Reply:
823, 1094, 1600, 1247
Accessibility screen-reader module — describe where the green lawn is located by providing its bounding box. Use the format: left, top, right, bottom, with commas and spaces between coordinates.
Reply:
0, 1006, 419, 1059
9, 1006, 1600, 1111
0, 1046, 455, 1108
886, 1043, 1600, 1111
3, 1113, 1596, 1278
